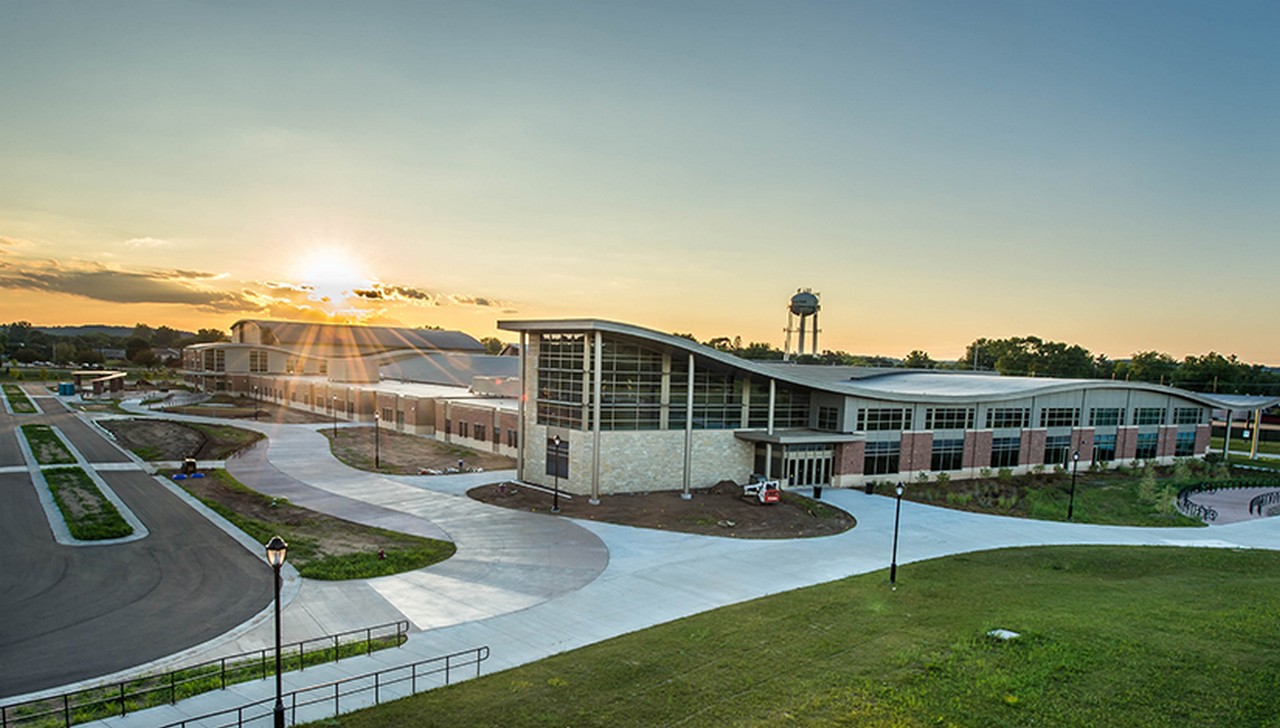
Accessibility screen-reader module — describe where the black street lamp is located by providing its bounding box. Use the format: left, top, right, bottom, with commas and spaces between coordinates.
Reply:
374, 411, 381, 470
253, 385, 260, 421
265, 535, 289, 728
551, 435, 562, 513
1067, 450, 1081, 520
331, 396, 338, 437
890, 481, 905, 589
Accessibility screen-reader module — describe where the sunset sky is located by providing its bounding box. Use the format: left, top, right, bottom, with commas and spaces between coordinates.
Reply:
2, 1, 1276, 362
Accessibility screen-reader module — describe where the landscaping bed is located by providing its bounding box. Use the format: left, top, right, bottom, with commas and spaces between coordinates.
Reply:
468, 481, 855, 539
325, 427, 515, 475
3, 383, 36, 413
878, 459, 1231, 527
21, 423, 76, 464
45, 467, 133, 540
325, 546, 1280, 728
101, 419, 263, 460
177, 470, 454, 580
163, 397, 330, 424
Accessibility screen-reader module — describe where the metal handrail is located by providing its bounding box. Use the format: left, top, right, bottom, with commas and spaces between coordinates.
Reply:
160, 645, 490, 728
0, 620, 409, 728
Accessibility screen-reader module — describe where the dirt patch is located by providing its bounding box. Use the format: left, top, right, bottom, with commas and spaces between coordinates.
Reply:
469, 480, 855, 539
100, 419, 263, 460
325, 427, 515, 475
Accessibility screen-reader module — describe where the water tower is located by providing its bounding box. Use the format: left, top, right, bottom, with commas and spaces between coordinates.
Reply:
783, 289, 820, 360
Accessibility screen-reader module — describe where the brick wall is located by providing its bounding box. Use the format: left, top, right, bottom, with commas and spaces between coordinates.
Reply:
1157, 426, 1178, 457
1071, 428, 1095, 462
1194, 424, 1211, 455
1020, 429, 1046, 466
962, 430, 992, 469
1115, 427, 1138, 461
900, 432, 933, 472
834, 441, 865, 476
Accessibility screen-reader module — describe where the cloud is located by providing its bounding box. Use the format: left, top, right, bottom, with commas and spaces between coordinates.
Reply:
125, 237, 170, 248
350, 281, 510, 309
0, 236, 34, 248
0, 259, 256, 312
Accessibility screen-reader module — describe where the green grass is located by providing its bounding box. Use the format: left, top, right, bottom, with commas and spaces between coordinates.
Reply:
183, 470, 455, 580
322, 546, 1280, 728
3, 382, 36, 413
20, 424, 76, 464
43, 467, 133, 540
1212, 436, 1280, 456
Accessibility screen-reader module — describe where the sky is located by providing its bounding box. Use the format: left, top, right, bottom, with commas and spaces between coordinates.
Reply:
1, 1, 1277, 362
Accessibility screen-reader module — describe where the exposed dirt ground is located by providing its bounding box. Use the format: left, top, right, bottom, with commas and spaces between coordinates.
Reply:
469, 481, 855, 539
100, 419, 263, 460
162, 398, 331, 424
325, 427, 516, 475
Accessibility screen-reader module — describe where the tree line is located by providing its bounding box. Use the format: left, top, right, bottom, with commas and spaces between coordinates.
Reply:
2, 321, 228, 367
675, 333, 1280, 395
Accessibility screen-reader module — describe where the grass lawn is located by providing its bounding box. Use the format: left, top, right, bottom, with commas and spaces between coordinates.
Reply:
44, 467, 133, 540
180, 470, 455, 580
21, 423, 77, 464
1212, 436, 1280, 456
3, 383, 36, 413
321, 546, 1280, 728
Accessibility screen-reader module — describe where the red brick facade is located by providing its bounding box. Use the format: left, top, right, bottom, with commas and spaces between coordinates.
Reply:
1071, 428, 1095, 460
1115, 427, 1138, 461
1194, 424, 1211, 455
1157, 426, 1178, 457
899, 432, 933, 472
1020, 429, 1046, 466
834, 441, 865, 476
963, 430, 993, 469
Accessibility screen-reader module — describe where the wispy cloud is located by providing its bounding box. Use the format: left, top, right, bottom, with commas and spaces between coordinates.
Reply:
0, 236, 34, 248
0, 259, 254, 312
351, 282, 510, 309
125, 237, 170, 248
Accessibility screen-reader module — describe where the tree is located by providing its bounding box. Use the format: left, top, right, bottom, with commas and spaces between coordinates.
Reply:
479, 336, 504, 355
152, 325, 182, 347
54, 341, 76, 365
76, 349, 105, 366
13, 348, 38, 363
901, 350, 935, 369
125, 337, 151, 361
1120, 351, 1178, 384
131, 323, 154, 343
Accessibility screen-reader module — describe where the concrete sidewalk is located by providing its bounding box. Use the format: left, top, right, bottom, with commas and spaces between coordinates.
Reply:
72, 399, 1280, 726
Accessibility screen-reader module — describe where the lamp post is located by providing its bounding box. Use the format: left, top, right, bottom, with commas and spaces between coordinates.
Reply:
265, 535, 289, 728
331, 395, 338, 437
551, 435, 562, 513
374, 411, 381, 470
890, 481, 904, 589
1067, 450, 1080, 520
253, 385, 260, 420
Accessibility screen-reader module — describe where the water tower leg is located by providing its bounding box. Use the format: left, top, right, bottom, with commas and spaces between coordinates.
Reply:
811, 311, 819, 355
798, 315, 806, 357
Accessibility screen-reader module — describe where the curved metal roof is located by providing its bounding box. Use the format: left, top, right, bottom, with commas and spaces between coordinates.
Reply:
499, 318, 1280, 410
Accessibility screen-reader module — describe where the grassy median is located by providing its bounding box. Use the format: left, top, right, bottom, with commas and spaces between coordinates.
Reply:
322, 546, 1280, 728
3, 382, 36, 413
44, 467, 133, 540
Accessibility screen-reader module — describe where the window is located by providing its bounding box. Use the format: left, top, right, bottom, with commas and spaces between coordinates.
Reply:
1133, 407, 1165, 426
864, 440, 900, 475
475, 424, 486, 442
395, 410, 404, 428
318, 361, 328, 375
381, 407, 393, 422
546, 437, 569, 478
213, 350, 225, 372
671, 363, 749, 430
931, 438, 964, 471
1135, 432, 1159, 460
458, 421, 469, 439
249, 350, 268, 373
1040, 407, 1080, 428
1175, 431, 1196, 457
506, 429, 517, 447
285, 357, 299, 374
444, 419, 451, 435
1090, 408, 1124, 427
857, 408, 910, 432
537, 334, 586, 429
817, 406, 840, 432
926, 408, 974, 431
1173, 407, 1203, 425
594, 338, 664, 430
990, 436, 1020, 468
1093, 434, 1116, 462
745, 382, 810, 428
1044, 435, 1072, 467
986, 408, 1030, 429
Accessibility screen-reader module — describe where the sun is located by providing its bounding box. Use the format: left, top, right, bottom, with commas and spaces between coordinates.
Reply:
296, 247, 371, 303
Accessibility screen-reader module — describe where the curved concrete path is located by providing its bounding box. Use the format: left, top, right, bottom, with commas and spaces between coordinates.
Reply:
67, 399, 1280, 727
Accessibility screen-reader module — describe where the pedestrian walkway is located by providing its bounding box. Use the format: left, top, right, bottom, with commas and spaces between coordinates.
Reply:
74, 399, 1280, 727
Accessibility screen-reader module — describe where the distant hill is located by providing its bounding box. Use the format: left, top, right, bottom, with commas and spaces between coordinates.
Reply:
36, 325, 195, 339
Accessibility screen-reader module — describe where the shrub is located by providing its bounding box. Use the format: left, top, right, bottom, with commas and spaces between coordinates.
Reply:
979, 467, 992, 479
997, 467, 1013, 483
936, 472, 951, 487
916, 472, 930, 484
1032, 464, 1045, 475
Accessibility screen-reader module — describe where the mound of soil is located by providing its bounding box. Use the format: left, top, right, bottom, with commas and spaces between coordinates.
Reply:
468, 480, 855, 539
100, 419, 261, 460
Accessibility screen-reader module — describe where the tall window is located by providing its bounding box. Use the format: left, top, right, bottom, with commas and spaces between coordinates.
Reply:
458, 421, 469, 439
1135, 432, 1159, 459
864, 440, 900, 475
1094, 434, 1117, 462
1044, 435, 1072, 467
537, 334, 586, 429
857, 408, 909, 432
1175, 431, 1195, 456
931, 438, 964, 471
816, 406, 840, 432
249, 350, 268, 373
926, 407, 974, 431
1089, 408, 1124, 427
746, 382, 809, 428
475, 424, 486, 442
546, 437, 569, 478
594, 339, 663, 430
506, 429, 517, 447
990, 436, 1020, 468
671, 363, 745, 430
1040, 407, 1080, 428
986, 408, 1030, 429
1133, 407, 1165, 426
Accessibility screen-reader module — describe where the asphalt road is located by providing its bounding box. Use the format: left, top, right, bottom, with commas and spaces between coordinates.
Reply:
0, 390, 272, 699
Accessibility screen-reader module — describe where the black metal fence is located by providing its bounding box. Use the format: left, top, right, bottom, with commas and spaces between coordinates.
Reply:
1177, 477, 1280, 523
159, 645, 490, 728
0, 620, 409, 728
1249, 490, 1280, 516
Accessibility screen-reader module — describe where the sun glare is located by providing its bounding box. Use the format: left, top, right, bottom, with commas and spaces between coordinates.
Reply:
296, 247, 370, 302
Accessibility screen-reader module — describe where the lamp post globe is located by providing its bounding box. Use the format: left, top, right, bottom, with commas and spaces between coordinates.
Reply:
265, 535, 289, 728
